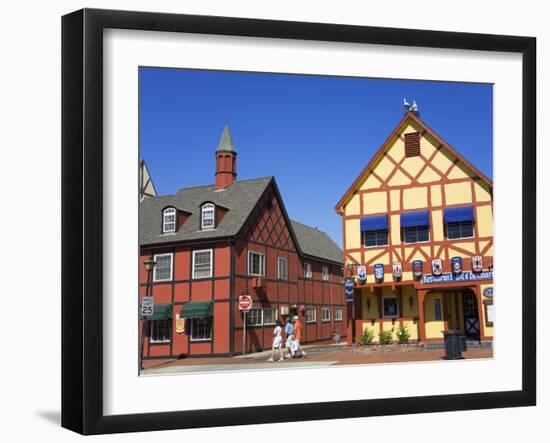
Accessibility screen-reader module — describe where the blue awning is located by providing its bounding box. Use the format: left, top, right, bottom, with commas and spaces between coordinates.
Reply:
444, 206, 474, 223
400, 210, 430, 228
360, 215, 388, 232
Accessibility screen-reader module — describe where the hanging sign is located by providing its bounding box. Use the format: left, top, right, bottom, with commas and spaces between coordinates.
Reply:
175, 315, 185, 334
374, 263, 384, 282
392, 262, 402, 280
431, 259, 443, 276
451, 256, 463, 274
357, 266, 367, 284
472, 256, 483, 273
483, 287, 494, 298
344, 278, 355, 303
412, 260, 423, 279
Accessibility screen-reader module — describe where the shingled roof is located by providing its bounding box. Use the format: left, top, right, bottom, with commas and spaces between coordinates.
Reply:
290, 220, 343, 264
139, 176, 343, 264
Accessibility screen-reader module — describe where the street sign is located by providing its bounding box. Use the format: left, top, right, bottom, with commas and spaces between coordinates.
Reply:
140, 296, 154, 318
238, 294, 253, 311
344, 278, 355, 303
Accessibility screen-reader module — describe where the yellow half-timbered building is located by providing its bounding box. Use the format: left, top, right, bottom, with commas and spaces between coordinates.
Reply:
336, 110, 494, 347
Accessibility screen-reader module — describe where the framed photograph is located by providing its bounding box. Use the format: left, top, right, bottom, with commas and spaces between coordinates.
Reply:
62, 8, 536, 435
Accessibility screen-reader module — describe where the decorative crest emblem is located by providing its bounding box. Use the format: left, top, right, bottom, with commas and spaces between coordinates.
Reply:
432, 259, 443, 276
472, 256, 483, 273
357, 266, 367, 284
412, 260, 423, 279
451, 256, 463, 274
392, 262, 402, 280
374, 263, 384, 282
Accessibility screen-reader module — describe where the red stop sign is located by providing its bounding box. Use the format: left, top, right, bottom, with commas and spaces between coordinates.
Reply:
239, 295, 252, 311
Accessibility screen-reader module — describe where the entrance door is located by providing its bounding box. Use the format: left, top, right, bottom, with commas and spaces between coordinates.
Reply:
462, 291, 480, 339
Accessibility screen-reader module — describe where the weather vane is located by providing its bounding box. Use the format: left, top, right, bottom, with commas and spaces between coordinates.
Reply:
403, 98, 419, 113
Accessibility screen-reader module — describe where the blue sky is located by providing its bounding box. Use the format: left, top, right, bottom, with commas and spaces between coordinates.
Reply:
140, 67, 493, 248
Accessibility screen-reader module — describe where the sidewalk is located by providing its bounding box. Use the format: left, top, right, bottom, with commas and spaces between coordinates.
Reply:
141, 343, 492, 375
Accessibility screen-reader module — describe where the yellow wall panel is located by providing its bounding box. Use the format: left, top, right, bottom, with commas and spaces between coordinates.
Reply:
345, 193, 361, 215
448, 163, 474, 180
390, 190, 400, 211
360, 290, 379, 320
363, 248, 386, 263
450, 242, 476, 253
373, 155, 394, 181
401, 285, 418, 317
347, 252, 361, 265
480, 283, 494, 337
432, 209, 444, 241
359, 173, 382, 191
431, 150, 454, 174
418, 165, 442, 183
474, 181, 492, 202
401, 156, 425, 178
391, 214, 401, 245
431, 184, 442, 206
424, 293, 444, 339
403, 186, 428, 209
363, 191, 387, 214
403, 320, 419, 340
345, 219, 361, 249
444, 181, 472, 205
387, 169, 412, 186
476, 205, 493, 237
420, 134, 437, 158
387, 138, 405, 162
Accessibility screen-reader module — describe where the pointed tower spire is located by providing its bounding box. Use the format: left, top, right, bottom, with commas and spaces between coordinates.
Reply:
215, 124, 238, 189
216, 124, 236, 153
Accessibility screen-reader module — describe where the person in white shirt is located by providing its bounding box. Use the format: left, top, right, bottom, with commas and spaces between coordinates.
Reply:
267, 320, 284, 362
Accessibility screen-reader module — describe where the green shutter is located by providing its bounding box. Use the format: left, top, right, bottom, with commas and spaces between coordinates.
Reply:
180, 301, 213, 318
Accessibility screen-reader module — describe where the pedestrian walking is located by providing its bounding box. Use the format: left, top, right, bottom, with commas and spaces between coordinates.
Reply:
292, 316, 306, 357
267, 320, 284, 362
284, 317, 294, 359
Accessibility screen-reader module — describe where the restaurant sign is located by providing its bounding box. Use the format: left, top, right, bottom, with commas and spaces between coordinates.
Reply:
422, 271, 493, 285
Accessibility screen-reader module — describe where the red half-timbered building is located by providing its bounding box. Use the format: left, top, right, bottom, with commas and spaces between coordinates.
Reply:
139, 125, 345, 359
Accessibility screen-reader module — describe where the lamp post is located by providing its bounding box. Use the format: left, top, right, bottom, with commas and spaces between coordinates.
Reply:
140, 256, 156, 371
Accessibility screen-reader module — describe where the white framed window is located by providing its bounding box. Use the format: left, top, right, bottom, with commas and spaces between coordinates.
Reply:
190, 317, 212, 341
246, 308, 277, 326
201, 203, 215, 230
334, 307, 343, 321
153, 253, 173, 282
321, 307, 331, 322
263, 308, 277, 325
247, 309, 263, 326
383, 297, 399, 318
248, 251, 265, 276
304, 262, 312, 278
305, 307, 316, 323
278, 257, 288, 280
322, 266, 329, 281
150, 319, 172, 343
192, 249, 213, 279
162, 207, 176, 233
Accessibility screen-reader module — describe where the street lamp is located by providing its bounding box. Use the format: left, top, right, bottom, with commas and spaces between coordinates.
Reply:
140, 256, 156, 370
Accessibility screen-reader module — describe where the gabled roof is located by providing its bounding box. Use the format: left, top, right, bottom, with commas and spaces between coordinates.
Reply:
139, 177, 273, 245
139, 176, 343, 264
290, 220, 343, 264
335, 111, 493, 213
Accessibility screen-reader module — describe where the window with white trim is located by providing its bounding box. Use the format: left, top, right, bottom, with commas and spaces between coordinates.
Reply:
403, 226, 430, 244
201, 203, 215, 230
383, 297, 399, 318
248, 251, 265, 276
153, 253, 173, 282
150, 319, 172, 343
278, 257, 288, 280
321, 307, 331, 322
190, 317, 212, 341
246, 308, 277, 326
334, 307, 343, 321
305, 307, 316, 323
322, 266, 329, 281
445, 221, 474, 240
363, 229, 389, 247
192, 249, 213, 279
162, 207, 176, 233
304, 262, 312, 278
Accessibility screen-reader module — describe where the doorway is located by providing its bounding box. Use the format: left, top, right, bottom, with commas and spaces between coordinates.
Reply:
462, 291, 480, 339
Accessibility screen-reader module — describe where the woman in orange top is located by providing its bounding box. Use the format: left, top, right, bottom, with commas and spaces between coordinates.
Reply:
292, 316, 306, 357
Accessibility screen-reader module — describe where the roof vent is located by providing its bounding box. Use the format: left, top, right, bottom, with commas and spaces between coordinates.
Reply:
404, 132, 421, 157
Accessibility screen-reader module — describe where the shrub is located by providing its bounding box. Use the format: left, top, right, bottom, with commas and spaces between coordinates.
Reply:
378, 329, 393, 345
359, 327, 375, 345
396, 325, 411, 344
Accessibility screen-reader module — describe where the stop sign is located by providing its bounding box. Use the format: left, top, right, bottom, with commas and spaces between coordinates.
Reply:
239, 295, 252, 311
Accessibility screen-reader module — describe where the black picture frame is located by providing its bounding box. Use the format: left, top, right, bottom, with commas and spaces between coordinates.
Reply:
62, 8, 536, 435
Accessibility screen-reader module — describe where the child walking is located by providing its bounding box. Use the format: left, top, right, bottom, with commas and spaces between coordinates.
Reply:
267, 320, 284, 362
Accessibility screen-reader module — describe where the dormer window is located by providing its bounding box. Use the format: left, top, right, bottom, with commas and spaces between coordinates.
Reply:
162, 207, 176, 233
201, 203, 215, 230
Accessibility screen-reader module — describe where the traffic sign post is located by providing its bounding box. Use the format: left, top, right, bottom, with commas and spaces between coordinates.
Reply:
140, 296, 154, 318
239, 295, 252, 355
